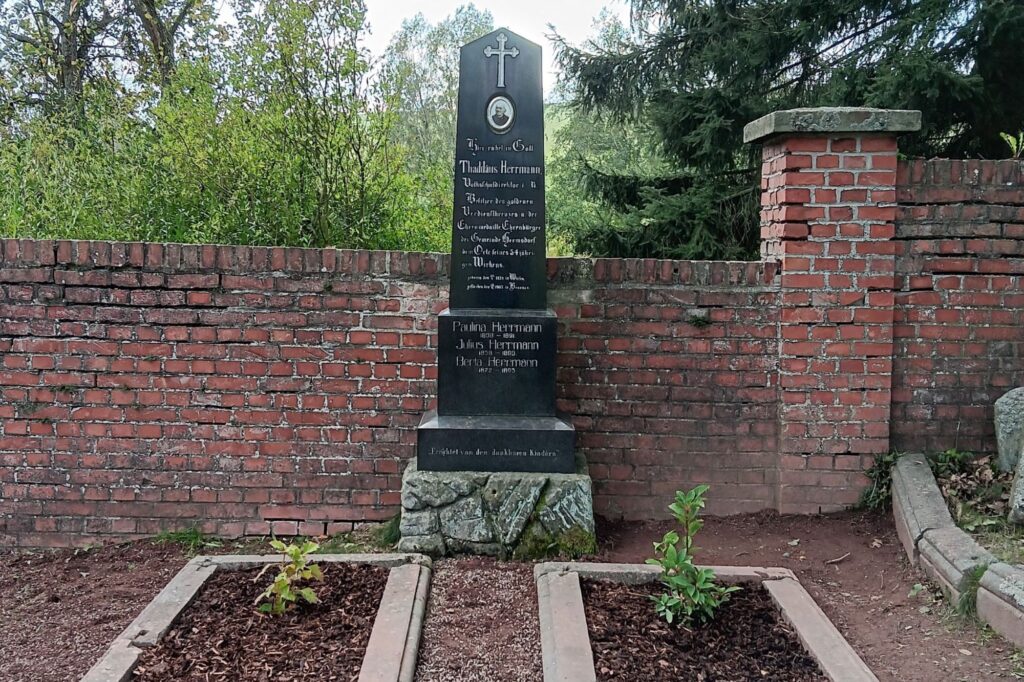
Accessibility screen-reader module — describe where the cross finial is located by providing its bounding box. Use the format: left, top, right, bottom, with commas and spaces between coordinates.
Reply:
483, 33, 520, 88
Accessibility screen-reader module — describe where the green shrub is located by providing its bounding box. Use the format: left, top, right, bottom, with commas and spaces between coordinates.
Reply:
646, 485, 738, 625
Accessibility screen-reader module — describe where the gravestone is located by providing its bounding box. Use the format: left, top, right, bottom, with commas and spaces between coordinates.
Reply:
416, 28, 575, 475
399, 29, 592, 557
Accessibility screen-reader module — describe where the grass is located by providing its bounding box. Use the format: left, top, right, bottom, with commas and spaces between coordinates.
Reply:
154, 526, 223, 556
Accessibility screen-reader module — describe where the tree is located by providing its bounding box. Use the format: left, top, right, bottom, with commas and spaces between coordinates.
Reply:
124, 0, 211, 87
554, 0, 1024, 259
381, 5, 494, 237
0, 0, 123, 115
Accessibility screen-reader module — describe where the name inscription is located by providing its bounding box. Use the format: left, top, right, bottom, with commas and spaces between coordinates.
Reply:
451, 319, 541, 374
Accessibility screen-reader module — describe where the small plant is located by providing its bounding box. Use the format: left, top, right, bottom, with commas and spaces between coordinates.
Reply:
646, 485, 738, 625
859, 451, 901, 510
155, 526, 222, 556
255, 539, 324, 615
1001, 132, 1024, 159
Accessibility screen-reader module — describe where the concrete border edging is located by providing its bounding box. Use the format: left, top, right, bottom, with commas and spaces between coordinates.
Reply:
889, 453, 1024, 647
80, 553, 431, 682
534, 562, 876, 682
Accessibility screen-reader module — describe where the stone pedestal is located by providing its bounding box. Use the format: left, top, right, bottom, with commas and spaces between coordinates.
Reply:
397, 455, 595, 557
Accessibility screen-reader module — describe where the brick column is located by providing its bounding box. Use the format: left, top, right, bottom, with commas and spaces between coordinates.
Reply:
745, 108, 922, 513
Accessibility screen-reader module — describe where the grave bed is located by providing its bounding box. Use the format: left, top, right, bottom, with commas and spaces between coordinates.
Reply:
535, 562, 877, 682
81, 553, 431, 682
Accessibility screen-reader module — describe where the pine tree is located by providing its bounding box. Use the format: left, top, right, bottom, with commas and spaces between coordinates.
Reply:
554, 0, 1024, 259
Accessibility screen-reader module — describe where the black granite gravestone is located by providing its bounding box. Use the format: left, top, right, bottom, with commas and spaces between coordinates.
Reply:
416, 29, 576, 474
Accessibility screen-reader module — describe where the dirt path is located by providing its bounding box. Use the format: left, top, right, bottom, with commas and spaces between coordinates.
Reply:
0, 510, 1018, 681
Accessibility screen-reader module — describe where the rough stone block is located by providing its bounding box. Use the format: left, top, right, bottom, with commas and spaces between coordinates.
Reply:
399, 455, 595, 557
996, 387, 1024, 472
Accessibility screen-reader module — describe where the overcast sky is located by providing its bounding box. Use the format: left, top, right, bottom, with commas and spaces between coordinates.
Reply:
361, 0, 630, 94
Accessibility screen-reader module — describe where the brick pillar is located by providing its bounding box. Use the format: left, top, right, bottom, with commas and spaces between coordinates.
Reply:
744, 108, 922, 513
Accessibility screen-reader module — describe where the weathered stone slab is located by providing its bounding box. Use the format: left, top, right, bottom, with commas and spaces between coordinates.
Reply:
891, 453, 955, 562
996, 387, 1024, 472
978, 562, 1024, 649
398, 455, 595, 557
744, 107, 922, 143
918, 526, 994, 602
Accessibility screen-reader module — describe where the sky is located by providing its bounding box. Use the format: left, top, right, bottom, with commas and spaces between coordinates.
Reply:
361, 0, 630, 94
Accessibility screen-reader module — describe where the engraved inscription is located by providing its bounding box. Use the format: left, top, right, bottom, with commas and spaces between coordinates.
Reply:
451, 319, 542, 374
428, 446, 558, 459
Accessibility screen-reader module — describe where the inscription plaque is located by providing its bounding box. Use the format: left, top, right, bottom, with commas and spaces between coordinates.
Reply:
416, 28, 575, 474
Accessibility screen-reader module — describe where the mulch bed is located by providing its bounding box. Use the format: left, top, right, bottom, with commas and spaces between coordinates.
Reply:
133, 562, 387, 681
582, 579, 826, 681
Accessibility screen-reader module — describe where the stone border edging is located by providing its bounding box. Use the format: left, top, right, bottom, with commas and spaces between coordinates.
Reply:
534, 562, 876, 682
890, 454, 1024, 647
80, 553, 430, 682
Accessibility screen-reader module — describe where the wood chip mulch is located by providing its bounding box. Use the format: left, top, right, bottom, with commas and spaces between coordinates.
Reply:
133, 562, 387, 682
582, 579, 827, 681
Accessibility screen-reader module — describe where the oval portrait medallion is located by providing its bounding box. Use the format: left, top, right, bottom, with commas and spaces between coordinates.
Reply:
486, 95, 515, 134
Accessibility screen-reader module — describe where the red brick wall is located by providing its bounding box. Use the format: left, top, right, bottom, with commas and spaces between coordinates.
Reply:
758, 134, 900, 513
0, 240, 778, 545
892, 160, 1024, 454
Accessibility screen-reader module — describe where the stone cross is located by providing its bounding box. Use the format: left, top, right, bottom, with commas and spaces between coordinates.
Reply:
483, 33, 519, 88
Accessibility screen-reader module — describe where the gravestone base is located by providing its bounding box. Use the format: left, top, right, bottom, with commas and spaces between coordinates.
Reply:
397, 455, 596, 558
417, 410, 576, 473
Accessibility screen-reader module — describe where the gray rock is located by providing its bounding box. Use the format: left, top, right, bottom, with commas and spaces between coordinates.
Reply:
439, 494, 493, 543
744, 107, 922, 144
996, 388, 1024, 472
484, 476, 546, 546
1009, 456, 1024, 525
401, 471, 483, 511
400, 509, 438, 536
539, 478, 595, 535
397, 534, 445, 555
445, 538, 503, 556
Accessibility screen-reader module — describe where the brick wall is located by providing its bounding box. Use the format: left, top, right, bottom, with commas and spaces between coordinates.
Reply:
0, 240, 777, 545
758, 134, 900, 513
891, 160, 1024, 454
1, 117, 1022, 546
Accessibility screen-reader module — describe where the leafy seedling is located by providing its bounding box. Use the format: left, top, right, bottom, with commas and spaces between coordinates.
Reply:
255, 539, 324, 615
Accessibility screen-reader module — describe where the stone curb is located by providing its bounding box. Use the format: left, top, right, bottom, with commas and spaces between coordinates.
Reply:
358, 563, 432, 682
537, 571, 596, 682
891, 453, 956, 562
978, 562, 1024, 649
534, 562, 875, 682
80, 553, 431, 682
889, 454, 1024, 647
533, 561, 796, 583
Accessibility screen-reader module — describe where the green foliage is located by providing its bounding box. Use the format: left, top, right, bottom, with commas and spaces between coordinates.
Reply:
256, 539, 324, 615
0, 0, 448, 252
555, 0, 1024, 259
646, 485, 738, 625
374, 515, 402, 548
154, 525, 222, 556
859, 451, 902, 511
1002, 132, 1024, 158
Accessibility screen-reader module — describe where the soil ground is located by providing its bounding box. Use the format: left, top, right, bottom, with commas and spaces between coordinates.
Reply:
0, 510, 1018, 682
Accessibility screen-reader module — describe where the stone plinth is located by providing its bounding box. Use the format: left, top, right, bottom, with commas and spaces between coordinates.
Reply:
398, 455, 595, 557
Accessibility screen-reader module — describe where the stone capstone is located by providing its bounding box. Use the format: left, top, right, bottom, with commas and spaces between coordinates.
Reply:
399, 456, 595, 557
996, 387, 1024, 472
743, 107, 922, 144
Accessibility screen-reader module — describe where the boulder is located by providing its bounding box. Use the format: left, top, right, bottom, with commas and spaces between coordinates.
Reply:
996, 387, 1024, 473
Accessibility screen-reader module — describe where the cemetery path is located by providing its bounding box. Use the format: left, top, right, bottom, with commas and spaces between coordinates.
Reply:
601, 509, 1019, 681
414, 558, 543, 682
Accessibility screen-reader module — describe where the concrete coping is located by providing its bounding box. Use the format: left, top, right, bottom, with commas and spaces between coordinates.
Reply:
743, 107, 922, 144
80, 553, 431, 682
535, 562, 876, 682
